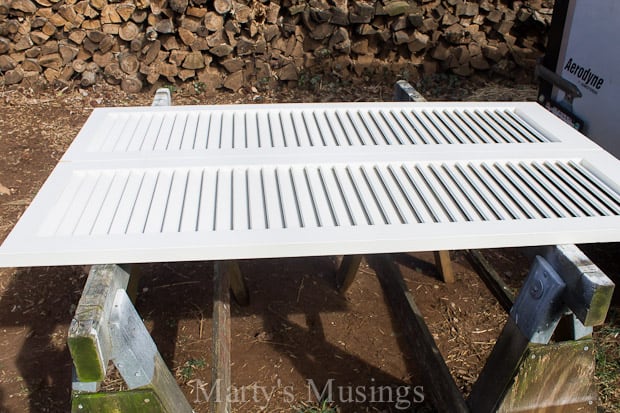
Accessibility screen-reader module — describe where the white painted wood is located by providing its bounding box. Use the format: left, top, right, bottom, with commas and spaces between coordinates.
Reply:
1, 102, 620, 267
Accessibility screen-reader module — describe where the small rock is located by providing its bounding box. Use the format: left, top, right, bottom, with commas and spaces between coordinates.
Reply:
0, 182, 11, 196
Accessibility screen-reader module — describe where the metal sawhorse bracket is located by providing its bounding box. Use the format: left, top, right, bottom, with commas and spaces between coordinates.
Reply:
468, 244, 614, 412
345, 244, 614, 413
68, 264, 193, 413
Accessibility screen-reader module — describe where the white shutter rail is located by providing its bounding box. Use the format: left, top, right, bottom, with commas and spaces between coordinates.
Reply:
1, 102, 620, 267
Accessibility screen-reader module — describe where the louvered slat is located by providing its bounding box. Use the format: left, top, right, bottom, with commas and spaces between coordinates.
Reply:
1, 102, 620, 267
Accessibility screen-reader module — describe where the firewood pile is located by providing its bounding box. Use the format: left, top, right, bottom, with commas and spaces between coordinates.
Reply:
0, 0, 553, 92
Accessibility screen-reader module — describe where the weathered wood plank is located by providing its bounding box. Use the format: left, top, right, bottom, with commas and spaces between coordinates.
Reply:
434, 250, 455, 284
336, 255, 362, 293
68, 264, 130, 382
108, 290, 193, 412
368, 254, 468, 412
525, 245, 615, 326
225, 260, 250, 306
467, 319, 530, 413
212, 261, 232, 413
72, 389, 165, 413
123, 263, 142, 303
467, 249, 515, 312
497, 339, 596, 413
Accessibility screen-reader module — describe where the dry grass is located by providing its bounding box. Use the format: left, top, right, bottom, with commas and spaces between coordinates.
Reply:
595, 308, 620, 412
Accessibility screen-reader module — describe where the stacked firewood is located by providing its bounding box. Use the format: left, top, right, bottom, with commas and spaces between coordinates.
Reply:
0, 0, 553, 91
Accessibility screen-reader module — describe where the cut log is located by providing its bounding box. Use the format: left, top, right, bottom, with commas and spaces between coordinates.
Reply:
98, 35, 115, 53
86, 61, 99, 72
197, 66, 223, 91
22, 58, 42, 72
161, 34, 180, 50
168, 49, 188, 66
186, 6, 207, 17
101, 5, 122, 24
82, 37, 98, 54
81, 19, 101, 30
48, 14, 67, 27
40, 21, 56, 37
0, 37, 10, 54
11, 0, 37, 13
0, 55, 16, 71
80, 70, 96, 87
103, 62, 123, 85
408, 30, 429, 53
169, 0, 188, 14
89, 0, 106, 11
182, 51, 204, 69
59, 43, 79, 64
30, 31, 49, 45
155, 18, 174, 34
75, 1, 98, 18
209, 43, 233, 57
93, 51, 113, 68
0, 0, 10, 14
141, 39, 161, 65
220, 57, 244, 73
72, 58, 87, 73
234, 3, 252, 23
223, 69, 243, 91
177, 27, 195, 46
204, 11, 223, 32
121, 75, 143, 93
38, 53, 62, 69
69, 30, 87, 44
118, 51, 139, 74
59, 65, 74, 81
119, 21, 140, 41
25, 47, 41, 58
145, 26, 158, 41
3, 68, 24, 85
130, 34, 144, 52
14, 34, 33, 51
177, 68, 194, 81
131, 9, 148, 24
116, 3, 135, 21
135, 0, 149, 9
213, 0, 231, 15
157, 62, 178, 78
149, 0, 166, 15
58, 5, 79, 25
87, 30, 106, 43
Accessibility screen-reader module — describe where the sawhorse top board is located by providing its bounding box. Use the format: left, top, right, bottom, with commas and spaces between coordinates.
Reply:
1, 102, 619, 267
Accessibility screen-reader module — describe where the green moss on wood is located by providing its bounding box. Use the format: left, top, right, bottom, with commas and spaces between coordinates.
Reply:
585, 284, 614, 326
68, 336, 104, 382
72, 390, 164, 413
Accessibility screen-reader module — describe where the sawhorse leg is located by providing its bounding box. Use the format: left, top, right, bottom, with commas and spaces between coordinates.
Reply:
336, 251, 455, 293
69, 264, 193, 413
336, 255, 363, 293
211, 260, 250, 413
468, 245, 614, 412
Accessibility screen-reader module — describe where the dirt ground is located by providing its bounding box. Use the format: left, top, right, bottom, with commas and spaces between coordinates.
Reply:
0, 76, 618, 413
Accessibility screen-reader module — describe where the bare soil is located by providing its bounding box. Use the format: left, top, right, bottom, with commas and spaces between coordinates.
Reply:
0, 76, 617, 413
